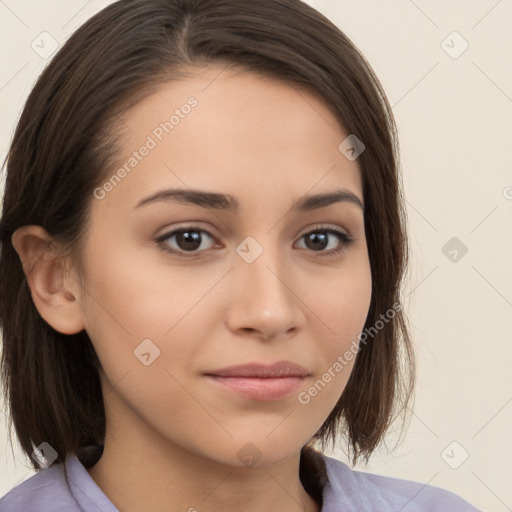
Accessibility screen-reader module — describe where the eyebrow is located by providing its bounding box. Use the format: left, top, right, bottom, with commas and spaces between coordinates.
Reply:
135, 187, 364, 212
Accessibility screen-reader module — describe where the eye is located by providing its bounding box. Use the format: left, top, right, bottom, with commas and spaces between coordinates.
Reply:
155, 224, 355, 258
295, 225, 354, 256
156, 226, 218, 255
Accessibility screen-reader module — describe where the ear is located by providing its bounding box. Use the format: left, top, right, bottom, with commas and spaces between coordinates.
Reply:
11, 225, 85, 335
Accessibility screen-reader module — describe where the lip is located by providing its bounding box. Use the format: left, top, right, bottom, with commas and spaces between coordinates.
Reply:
206, 361, 310, 378
204, 361, 310, 401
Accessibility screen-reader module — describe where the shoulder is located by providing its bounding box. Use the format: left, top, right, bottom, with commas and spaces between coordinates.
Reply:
0, 461, 80, 512
322, 455, 482, 512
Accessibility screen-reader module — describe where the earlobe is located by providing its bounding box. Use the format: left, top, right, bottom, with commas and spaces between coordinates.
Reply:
11, 225, 85, 335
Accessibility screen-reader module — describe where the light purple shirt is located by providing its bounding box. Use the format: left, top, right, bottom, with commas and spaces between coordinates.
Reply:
0, 453, 481, 511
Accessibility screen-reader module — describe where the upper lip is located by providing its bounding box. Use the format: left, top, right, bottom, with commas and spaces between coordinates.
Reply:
205, 360, 310, 378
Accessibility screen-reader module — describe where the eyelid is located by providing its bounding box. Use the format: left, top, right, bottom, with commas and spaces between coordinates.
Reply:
155, 221, 219, 241
297, 222, 352, 239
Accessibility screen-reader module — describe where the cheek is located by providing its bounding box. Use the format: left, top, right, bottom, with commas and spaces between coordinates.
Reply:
317, 257, 372, 349
78, 238, 229, 396
81, 235, 217, 337
304, 259, 372, 407
296, 295, 370, 436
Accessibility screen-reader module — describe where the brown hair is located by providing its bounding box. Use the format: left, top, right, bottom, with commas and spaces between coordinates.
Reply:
0, 0, 413, 475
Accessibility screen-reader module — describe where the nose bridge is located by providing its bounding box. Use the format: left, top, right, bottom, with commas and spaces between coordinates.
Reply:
226, 234, 303, 337
237, 234, 289, 306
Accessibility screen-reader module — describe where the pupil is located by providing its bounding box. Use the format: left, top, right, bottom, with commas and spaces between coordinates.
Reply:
306, 232, 328, 251
177, 230, 201, 251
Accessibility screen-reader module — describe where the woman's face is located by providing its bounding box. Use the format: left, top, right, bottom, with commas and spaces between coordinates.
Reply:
78, 65, 372, 467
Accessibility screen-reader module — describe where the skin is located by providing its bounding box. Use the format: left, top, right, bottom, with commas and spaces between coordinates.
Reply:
12, 65, 372, 512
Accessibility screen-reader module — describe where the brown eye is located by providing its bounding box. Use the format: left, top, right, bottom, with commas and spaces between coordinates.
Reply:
157, 227, 217, 255
296, 228, 354, 256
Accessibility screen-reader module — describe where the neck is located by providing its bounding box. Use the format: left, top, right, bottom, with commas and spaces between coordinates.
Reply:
87, 440, 320, 512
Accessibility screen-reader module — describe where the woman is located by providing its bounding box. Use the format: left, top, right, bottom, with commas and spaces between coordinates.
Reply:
0, 0, 481, 510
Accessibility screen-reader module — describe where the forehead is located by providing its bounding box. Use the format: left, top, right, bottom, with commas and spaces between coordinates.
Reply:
95, 66, 363, 214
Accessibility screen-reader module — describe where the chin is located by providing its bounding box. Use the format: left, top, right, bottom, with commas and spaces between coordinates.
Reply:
204, 430, 311, 469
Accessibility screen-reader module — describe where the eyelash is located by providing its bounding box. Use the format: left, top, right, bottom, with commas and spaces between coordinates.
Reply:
155, 224, 355, 258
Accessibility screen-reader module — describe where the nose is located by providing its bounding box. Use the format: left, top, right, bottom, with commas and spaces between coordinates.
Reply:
224, 240, 305, 341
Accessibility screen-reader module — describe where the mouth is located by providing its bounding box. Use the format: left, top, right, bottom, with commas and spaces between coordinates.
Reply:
204, 361, 310, 401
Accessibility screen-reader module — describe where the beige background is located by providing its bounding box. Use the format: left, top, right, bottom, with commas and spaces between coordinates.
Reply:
0, 1, 511, 511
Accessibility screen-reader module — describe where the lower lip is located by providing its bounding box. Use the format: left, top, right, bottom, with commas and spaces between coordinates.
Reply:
206, 376, 306, 401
